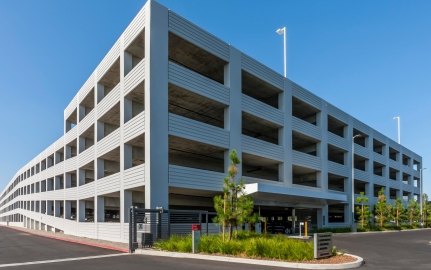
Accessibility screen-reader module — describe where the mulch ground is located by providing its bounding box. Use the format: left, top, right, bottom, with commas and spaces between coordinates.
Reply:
302, 254, 357, 264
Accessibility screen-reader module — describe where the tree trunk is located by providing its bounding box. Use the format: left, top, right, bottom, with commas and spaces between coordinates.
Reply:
396, 209, 399, 227
223, 193, 227, 241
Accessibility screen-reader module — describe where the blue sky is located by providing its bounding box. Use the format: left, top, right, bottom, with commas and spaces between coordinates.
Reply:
0, 0, 430, 194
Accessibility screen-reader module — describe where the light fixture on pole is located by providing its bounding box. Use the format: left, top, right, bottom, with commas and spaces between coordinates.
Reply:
275, 26, 287, 78
351, 134, 362, 231
420, 167, 427, 227
393, 116, 400, 144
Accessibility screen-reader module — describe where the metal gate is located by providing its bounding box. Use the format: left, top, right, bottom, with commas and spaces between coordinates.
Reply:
129, 207, 211, 253
129, 207, 168, 253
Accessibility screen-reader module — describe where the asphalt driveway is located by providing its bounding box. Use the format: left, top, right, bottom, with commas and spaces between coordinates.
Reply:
333, 229, 431, 269
0, 226, 119, 265
1, 225, 431, 270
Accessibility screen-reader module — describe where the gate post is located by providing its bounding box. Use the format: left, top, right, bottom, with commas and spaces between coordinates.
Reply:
129, 206, 136, 253
156, 207, 163, 239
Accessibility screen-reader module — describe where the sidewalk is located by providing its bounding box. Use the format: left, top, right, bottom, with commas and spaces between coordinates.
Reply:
3, 225, 128, 253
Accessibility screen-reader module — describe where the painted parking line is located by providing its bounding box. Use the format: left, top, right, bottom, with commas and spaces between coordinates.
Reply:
0, 253, 128, 268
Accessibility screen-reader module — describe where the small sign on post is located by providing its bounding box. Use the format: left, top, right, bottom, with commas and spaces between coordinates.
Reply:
192, 224, 201, 253
299, 222, 304, 237
314, 232, 333, 259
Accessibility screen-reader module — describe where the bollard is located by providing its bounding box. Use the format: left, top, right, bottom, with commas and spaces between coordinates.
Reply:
305, 221, 308, 237
191, 224, 201, 253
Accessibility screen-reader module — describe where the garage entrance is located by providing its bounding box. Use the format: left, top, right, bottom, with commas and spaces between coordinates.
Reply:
257, 206, 317, 234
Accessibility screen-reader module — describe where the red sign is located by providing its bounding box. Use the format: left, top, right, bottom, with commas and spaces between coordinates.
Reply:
191, 224, 201, 231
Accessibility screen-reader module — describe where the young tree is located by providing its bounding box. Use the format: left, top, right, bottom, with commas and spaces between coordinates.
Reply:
422, 194, 429, 227
355, 192, 371, 229
425, 201, 431, 228
214, 150, 254, 241
407, 199, 420, 226
393, 198, 404, 227
374, 188, 389, 227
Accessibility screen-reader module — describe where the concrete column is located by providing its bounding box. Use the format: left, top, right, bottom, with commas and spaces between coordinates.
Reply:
97, 159, 105, 180
78, 136, 86, 153
346, 119, 354, 225
65, 173, 72, 188
144, 1, 169, 209
124, 51, 133, 77
41, 201, 47, 214
320, 103, 329, 191
54, 176, 59, 190
47, 201, 53, 215
366, 182, 373, 198
122, 190, 133, 223
124, 144, 133, 170
65, 200, 72, 219
96, 196, 105, 222
78, 169, 86, 186
120, 34, 128, 242
78, 200, 85, 222
224, 46, 242, 174
124, 97, 133, 123
97, 83, 105, 103
366, 133, 374, 175
396, 189, 401, 199
384, 185, 390, 200
54, 201, 61, 217
65, 145, 71, 159
96, 120, 105, 141
283, 81, 293, 186
79, 104, 86, 121
317, 205, 329, 228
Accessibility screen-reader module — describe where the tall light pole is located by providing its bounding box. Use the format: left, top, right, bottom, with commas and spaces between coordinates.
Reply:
420, 168, 427, 227
351, 134, 362, 231
276, 26, 287, 78
393, 116, 400, 144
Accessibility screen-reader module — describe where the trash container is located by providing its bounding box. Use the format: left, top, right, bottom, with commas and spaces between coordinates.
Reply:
140, 232, 153, 247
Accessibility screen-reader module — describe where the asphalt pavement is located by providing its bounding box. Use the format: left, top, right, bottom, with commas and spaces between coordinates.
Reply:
0, 226, 119, 265
333, 229, 431, 270
3, 254, 286, 270
1, 225, 431, 270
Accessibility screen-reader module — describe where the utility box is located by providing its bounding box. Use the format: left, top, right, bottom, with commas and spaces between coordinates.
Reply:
192, 224, 201, 253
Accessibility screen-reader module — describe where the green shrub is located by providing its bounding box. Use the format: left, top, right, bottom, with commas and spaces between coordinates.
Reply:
155, 233, 314, 261
154, 234, 192, 252
383, 225, 401, 231
401, 224, 414, 230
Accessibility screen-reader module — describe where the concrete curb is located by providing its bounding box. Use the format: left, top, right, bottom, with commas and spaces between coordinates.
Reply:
134, 249, 364, 269
2, 225, 128, 253
334, 227, 431, 236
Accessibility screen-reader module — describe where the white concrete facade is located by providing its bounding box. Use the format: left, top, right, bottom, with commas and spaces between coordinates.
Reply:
0, 0, 423, 242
